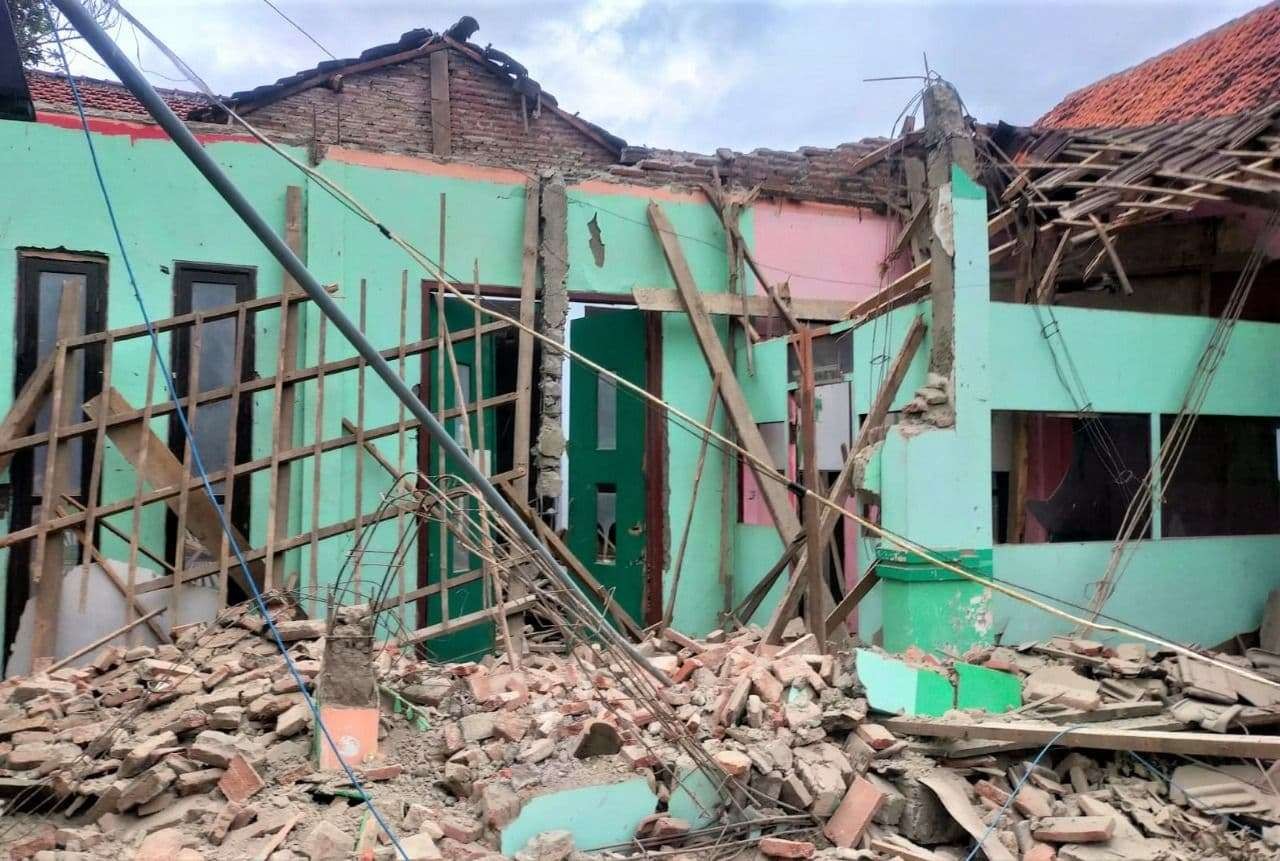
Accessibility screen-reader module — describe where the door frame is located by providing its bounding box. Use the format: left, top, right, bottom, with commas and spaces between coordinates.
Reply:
166, 262, 256, 567
7, 251, 109, 657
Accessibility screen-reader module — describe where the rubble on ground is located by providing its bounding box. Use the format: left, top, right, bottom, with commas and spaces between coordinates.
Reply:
0, 599, 1276, 860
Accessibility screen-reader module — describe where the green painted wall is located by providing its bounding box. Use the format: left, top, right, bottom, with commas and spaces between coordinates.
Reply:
993, 536, 1280, 646
0, 120, 298, 646
989, 303, 1280, 415
6, 116, 1279, 657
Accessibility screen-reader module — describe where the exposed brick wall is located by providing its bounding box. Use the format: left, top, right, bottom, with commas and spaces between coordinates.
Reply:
244, 58, 436, 158
242, 50, 616, 177
608, 143, 905, 210
448, 53, 615, 176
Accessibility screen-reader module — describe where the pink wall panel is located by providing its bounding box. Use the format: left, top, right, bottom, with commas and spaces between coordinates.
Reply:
750, 200, 908, 303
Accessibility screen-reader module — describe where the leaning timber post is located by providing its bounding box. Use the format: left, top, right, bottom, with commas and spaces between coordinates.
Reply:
871, 81, 997, 656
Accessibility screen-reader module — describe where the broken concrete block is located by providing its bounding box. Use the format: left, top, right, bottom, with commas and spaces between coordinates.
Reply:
955, 662, 1021, 714
302, 820, 351, 860
1032, 816, 1115, 843
459, 713, 495, 744
274, 619, 327, 641
117, 764, 177, 811
514, 829, 573, 861
481, 782, 523, 830
857, 649, 954, 717
396, 832, 443, 860
519, 738, 555, 764
712, 749, 751, 778
1023, 666, 1101, 711
499, 775, 658, 856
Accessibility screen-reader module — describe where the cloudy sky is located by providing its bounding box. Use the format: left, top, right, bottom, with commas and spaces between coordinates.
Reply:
62, 0, 1261, 153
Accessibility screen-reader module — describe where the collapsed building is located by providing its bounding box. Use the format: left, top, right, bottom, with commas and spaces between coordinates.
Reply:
0, 1, 1279, 858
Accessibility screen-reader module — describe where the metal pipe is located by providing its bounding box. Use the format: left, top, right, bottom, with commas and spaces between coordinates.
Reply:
51, 0, 670, 686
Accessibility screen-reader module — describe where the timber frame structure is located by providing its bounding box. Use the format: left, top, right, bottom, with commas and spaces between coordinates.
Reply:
3, 9, 1280, 674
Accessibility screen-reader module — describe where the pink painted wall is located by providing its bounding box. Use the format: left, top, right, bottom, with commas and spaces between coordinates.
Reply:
749, 200, 909, 302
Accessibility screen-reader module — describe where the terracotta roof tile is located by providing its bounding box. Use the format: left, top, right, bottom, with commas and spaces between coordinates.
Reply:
1037, 1, 1280, 129
24, 68, 206, 118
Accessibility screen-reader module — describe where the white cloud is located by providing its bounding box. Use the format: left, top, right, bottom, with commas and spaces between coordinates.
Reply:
518, 1, 750, 149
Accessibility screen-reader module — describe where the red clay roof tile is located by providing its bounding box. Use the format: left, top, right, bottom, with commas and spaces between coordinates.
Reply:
24, 68, 205, 118
1037, 1, 1280, 130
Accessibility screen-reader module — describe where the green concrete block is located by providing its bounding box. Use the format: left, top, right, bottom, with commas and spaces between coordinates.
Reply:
955, 662, 1021, 714
667, 758, 724, 828
876, 549, 995, 655
856, 649, 954, 718
500, 776, 658, 855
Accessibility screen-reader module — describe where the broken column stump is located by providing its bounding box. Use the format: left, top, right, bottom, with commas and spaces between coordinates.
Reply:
314, 605, 379, 771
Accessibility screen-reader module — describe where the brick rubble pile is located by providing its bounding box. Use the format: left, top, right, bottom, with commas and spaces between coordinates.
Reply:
0, 601, 1276, 860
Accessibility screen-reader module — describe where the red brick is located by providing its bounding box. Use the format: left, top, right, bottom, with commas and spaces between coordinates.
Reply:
823, 776, 886, 848
759, 837, 816, 858
217, 754, 264, 804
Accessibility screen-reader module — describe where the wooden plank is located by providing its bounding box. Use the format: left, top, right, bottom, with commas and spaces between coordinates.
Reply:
262, 293, 289, 591
405, 595, 536, 645
760, 315, 927, 642
306, 317, 327, 617
844, 212, 1018, 323
61, 494, 173, 576
217, 305, 249, 609
512, 180, 540, 501
824, 568, 880, 638
122, 352, 157, 645
436, 198, 449, 630
0, 391, 520, 553
633, 288, 850, 322
647, 201, 803, 548
31, 284, 84, 660
76, 335, 112, 595
353, 280, 369, 597
272, 185, 305, 587
884, 717, 1280, 758
1088, 216, 1134, 296
0, 352, 53, 474
83, 387, 259, 593
0, 319, 511, 461
497, 482, 646, 641
429, 49, 451, 158
394, 271, 411, 623
798, 330, 827, 646
171, 318, 204, 627
1034, 231, 1070, 304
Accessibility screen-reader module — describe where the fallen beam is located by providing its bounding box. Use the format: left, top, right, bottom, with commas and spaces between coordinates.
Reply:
882, 716, 1280, 758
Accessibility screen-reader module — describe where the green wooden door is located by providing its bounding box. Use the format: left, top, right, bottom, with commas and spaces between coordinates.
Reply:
421, 297, 498, 662
567, 309, 648, 625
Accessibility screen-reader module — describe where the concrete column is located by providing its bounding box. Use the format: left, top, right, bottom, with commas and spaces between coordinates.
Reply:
874, 84, 994, 655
